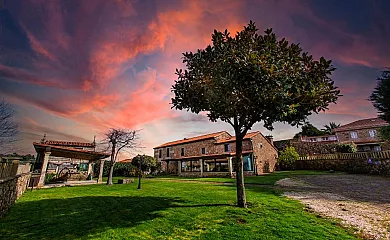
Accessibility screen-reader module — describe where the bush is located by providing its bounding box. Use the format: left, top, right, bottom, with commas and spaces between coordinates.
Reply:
44, 173, 56, 183
94, 161, 137, 177
336, 143, 356, 153
278, 146, 300, 170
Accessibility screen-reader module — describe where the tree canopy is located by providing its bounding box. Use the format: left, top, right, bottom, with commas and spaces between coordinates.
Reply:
322, 122, 340, 134
131, 154, 158, 172
294, 123, 326, 138
370, 70, 390, 140
171, 21, 340, 207
370, 70, 390, 122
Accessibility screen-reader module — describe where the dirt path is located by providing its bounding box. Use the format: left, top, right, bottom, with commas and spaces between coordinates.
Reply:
276, 174, 390, 240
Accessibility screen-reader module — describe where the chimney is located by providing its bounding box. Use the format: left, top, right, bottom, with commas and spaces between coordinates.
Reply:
265, 135, 274, 145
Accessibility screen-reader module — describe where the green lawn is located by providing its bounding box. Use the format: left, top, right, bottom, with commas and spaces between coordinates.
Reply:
155, 170, 332, 185
0, 171, 357, 240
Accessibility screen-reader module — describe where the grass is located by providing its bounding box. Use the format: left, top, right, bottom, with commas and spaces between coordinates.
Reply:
0, 171, 357, 240
155, 170, 331, 185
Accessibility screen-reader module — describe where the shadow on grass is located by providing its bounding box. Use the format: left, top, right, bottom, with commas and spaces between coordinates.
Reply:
0, 196, 192, 240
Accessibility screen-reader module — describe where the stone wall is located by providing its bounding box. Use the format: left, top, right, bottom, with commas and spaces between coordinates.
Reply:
0, 173, 31, 216
251, 133, 278, 174
295, 159, 390, 176
336, 127, 382, 143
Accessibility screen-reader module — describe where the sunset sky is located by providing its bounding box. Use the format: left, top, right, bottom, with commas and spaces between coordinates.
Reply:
1, 0, 389, 157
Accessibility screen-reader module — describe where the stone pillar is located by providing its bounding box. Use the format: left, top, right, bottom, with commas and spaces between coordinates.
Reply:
228, 157, 233, 178
38, 151, 51, 187
178, 161, 182, 176
87, 162, 94, 177
98, 160, 105, 183
200, 159, 203, 177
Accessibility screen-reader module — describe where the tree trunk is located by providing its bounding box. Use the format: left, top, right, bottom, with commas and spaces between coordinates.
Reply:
137, 161, 142, 190
107, 144, 116, 185
235, 130, 247, 208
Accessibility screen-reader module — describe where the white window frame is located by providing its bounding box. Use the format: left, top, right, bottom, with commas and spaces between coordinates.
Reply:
350, 131, 358, 139
369, 129, 376, 138
201, 147, 206, 155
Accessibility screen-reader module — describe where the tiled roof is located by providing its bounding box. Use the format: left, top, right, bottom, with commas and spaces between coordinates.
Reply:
215, 132, 260, 144
154, 131, 230, 148
334, 118, 388, 132
33, 142, 109, 157
43, 140, 95, 147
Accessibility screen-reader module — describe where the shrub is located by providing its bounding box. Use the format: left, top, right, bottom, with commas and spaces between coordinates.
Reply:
94, 161, 137, 177
44, 173, 56, 183
336, 143, 356, 153
278, 146, 300, 170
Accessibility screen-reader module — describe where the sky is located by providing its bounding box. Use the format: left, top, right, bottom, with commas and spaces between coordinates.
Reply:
0, 0, 389, 157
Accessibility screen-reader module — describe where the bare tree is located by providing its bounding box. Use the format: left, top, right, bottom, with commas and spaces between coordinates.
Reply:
102, 129, 141, 185
0, 100, 18, 153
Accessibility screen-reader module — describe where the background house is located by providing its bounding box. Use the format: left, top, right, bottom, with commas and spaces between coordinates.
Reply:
153, 131, 278, 177
334, 118, 389, 152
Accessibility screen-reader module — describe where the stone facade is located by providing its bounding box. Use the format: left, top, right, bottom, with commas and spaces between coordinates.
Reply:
336, 127, 383, 152
154, 131, 278, 176
0, 173, 31, 216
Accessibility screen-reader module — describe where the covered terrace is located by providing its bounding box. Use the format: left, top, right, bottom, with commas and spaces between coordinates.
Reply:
33, 143, 110, 187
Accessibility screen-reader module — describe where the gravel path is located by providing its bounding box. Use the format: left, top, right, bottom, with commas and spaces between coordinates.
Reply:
276, 174, 390, 240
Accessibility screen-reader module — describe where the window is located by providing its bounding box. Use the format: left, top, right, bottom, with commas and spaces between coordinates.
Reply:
369, 129, 376, 138
158, 149, 162, 158
374, 145, 382, 152
243, 155, 253, 171
181, 160, 201, 172
202, 147, 206, 154
181, 148, 184, 156
203, 159, 229, 172
350, 131, 358, 139
166, 148, 170, 157
224, 144, 230, 152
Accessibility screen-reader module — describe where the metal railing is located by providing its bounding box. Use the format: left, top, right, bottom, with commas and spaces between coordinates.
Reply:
299, 150, 390, 161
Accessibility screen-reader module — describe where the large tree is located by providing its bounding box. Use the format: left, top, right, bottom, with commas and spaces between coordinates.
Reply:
131, 154, 157, 190
171, 21, 340, 207
0, 99, 18, 154
102, 129, 140, 185
369, 70, 390, 140
294, 123, 326, 138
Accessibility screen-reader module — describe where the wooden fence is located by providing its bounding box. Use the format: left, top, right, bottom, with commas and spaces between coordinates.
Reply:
299, 150, 390, 161
0, 161, 19, 179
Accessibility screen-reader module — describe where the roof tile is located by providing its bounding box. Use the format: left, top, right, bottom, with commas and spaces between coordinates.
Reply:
335, 118, 388, 132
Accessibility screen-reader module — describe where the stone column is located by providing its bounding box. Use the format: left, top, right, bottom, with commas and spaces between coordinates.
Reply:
178, 161, 182, 176
200, 159, 203, 177
228, 157, 233, 178
87, 162, 94, 177
38, 151, 51, 187
98, 160, 105, 183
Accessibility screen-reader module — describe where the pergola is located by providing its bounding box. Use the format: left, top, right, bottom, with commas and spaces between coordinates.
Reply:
33, 142, 110, 187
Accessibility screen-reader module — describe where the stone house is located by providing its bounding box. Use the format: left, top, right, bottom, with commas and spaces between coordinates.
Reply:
334, 118, 389, 152
153, 131, 278, 177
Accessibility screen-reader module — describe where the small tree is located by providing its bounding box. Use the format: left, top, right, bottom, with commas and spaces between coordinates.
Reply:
0, 100, 18, 153
131, 154, 157, 190
102, 129, 140, 185
172, 21, 340, 207
278, 146, 300, 170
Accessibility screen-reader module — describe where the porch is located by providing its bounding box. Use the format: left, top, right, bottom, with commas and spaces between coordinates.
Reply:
164, 151, 256, 177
